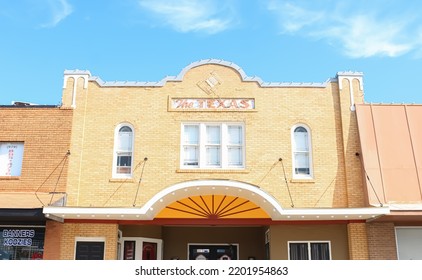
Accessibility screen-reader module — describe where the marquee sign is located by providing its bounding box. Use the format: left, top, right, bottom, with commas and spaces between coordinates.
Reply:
170, 98, 255, 111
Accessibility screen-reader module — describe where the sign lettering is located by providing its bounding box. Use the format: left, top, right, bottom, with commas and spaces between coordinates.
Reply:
171, 98, 255, 110
2, 229, 35, 247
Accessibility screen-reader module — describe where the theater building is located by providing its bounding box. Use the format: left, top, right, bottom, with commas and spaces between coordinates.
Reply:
42, 59, 388, 260
356, 104, 422, 260
0, 104, 72, 260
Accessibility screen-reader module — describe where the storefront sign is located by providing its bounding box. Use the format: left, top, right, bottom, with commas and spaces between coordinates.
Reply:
2, 229, 35, 246
171, 98, 255, 110
0, 227, 44, 260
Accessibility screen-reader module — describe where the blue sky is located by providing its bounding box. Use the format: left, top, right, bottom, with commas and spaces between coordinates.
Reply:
1, 0, 421, 105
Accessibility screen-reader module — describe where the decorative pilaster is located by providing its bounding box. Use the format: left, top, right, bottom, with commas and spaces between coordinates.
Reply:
337, 72, 364, 111
347, 222, 369, 260
63, 70, 91, 108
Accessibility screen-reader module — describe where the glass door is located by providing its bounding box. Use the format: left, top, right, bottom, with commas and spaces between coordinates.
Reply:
121, 237, 162, 260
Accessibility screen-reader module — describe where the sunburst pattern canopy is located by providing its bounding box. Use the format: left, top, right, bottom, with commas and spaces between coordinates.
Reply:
156, 194, 270, 219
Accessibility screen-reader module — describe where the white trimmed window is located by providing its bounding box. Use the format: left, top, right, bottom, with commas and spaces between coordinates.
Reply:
75, 237, 105, 260
0, 142, 24, 176
181, 123, 244, 169
291, 124, 312, 178
288, 241, 331, 260
113, 124, 134, 178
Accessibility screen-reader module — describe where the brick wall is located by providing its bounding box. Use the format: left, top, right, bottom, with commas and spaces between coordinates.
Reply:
43, 220, 63, 260
58, 222, 118, 260
367, 222, 397, 260
0, 107, 72, 196
347, 222, 369, 259
62, 64, 364, 210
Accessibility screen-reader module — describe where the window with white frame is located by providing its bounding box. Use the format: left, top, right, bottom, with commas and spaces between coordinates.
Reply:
181, 123, 244, 169
291, 125, 312, 178
288, 241, 331, 260
0, 142, 24, 176
75, 237, 105, 260
113, 124, 134, 178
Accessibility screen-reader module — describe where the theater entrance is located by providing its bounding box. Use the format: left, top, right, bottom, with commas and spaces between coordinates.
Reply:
118, 225, 267, 260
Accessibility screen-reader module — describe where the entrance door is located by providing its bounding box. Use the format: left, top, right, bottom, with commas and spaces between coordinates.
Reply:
188, 244, 238, 260
121, 237, 162, 260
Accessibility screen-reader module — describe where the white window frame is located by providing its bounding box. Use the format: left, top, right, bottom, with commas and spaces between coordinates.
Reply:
112, 123, 135, 178
288, 241, 331, 260
291, 124, 313, 179
180, 122, 245, 169
74, 237, 106, 260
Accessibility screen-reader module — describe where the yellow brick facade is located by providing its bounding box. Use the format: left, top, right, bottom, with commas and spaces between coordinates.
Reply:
44, 60, 380, 260
62, 65, 364, 209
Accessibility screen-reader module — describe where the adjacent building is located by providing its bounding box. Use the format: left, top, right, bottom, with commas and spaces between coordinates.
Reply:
0, 104, 72, 260
40, 60, 388, 260
356, 104, 422, 260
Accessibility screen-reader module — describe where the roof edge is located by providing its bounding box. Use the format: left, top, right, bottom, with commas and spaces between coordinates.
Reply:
86, 59, 336, 88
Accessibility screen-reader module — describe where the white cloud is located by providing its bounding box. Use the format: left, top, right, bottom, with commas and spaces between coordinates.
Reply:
40, 0, 73, 28
138, 0, 235, 34
414, 28, 422, 59
267, 1, 323, 33
267, 0, 422, 58
321, 15, 412, 58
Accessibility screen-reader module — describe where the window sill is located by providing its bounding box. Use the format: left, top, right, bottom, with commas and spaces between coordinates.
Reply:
0, 176, 20, 180
109, 178, 135, 183
176, 169, 249, 174
290, 178, 315, 183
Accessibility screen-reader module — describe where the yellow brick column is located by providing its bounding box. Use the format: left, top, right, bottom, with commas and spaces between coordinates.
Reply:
347, 223, 369, 260
337, 74, 366, 208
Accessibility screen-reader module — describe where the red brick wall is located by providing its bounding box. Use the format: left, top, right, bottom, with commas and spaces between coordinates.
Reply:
43, 220, 63, 260
367, 222, 398, 260
0, 107, 73, 194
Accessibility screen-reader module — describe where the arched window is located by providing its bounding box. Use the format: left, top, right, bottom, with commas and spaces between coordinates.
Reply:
113, 124, 134, 178
292, 125, 312, 178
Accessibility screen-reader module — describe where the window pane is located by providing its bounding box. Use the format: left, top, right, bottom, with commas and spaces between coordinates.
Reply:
294, 152, 309, 167
117, 154, 131, 166
294, 126, 307, 133
206, 126, 220, 144
75, 241, 105, 260
123, 241, 136, 260
228, 147, 242, 166
310, 243, 330, 260
294, 129, 308, 151
117, 153, 132, 174
228, 126, 242, 144
206, 146, 220, 166
184, 146, 198, 166
118, 131, 132, 151
0, 142, 24, 176
119, 126, 132, 133
184, 125, 199, 144
289, 243, 309, 260
294, 153, 310, 175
